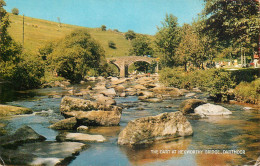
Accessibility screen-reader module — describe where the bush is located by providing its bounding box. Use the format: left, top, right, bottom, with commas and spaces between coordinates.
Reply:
11, 8, 19, 15
0, 53, 44, 90
160, 68, 236, 101
101, 25, 106, 31
44, 29, 109, 83
125, 30, 136, 40
234, 78, 260, 104
108, 41, 116, 49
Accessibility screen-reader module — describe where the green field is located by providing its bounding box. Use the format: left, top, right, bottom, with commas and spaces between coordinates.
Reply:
8, 14, 132, 57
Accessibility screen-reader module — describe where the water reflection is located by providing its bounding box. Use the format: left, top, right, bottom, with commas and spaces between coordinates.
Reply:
120, 137, 192, 165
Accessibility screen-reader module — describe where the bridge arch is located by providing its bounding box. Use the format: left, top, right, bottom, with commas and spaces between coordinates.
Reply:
107, 56, 156, 77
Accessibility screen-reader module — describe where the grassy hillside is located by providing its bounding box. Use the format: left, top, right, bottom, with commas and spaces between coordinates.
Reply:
8, 14, 131, 57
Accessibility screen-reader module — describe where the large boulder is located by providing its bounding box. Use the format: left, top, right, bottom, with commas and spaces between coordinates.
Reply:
49, 117, 78, 130
194, 103, 232, 117
57, 133, 106, 142
60, 96, 122, 126
118, 111, 193, 145
179, 99, 206, 114
0, 105, 32, 117
75, 109, 122, 126
0, 126, 46, 148
60, 96, 98, 114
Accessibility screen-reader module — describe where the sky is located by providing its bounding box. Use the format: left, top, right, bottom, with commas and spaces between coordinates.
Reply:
4, 0, 204, 35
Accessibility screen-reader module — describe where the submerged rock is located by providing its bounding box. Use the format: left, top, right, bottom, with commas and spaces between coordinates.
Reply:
49, 117, 78, 130
179, 99, 206, 115
0, 125, 46, 148
194, 103, 232, 117
0, 104, 32, 117
118, 111, 193, 145
0, 142, 87, 165
57, 133, 106, 142
185, 93, 196, 98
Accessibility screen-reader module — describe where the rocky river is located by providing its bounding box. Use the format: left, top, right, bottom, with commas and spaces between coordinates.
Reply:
0, 74, 259, 166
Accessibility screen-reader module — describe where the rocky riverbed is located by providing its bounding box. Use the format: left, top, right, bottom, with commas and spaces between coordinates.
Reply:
0, 74, 259, 166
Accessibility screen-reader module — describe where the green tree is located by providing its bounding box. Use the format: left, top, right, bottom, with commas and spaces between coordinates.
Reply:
0, 0, 21, 62
202, 0, 259, 54
129, 35, 153, 56
101, 25, 106, 31
46, 29, 108, 82
108, 40, 116, 49
155, 13, 180, 67
125, 30, 136, 40
129, 35, 154, 72
11, 8, 19, 15
176, 24, 199, 70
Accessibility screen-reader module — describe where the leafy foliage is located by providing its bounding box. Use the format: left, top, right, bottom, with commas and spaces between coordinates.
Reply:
155, 14, 180, 67
108, 40, 116, 49
160, 68, 236, 101
42, 29, 109, 82
0, 53, 45, 90
234, 78, 260, 104
129, 35, 153, 56
125, 30, 136, 40
11, 8, 19, 15
0, 0, 22, 62
202, 0, 259, 53
101, 25, 106, 31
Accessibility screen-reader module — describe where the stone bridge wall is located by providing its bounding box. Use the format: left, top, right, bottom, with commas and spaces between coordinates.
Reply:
107, 56, 156, 77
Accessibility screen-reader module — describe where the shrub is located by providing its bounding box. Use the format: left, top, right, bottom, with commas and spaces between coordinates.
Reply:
0, 53, 44, 90
101, 25, 106, 31
234, 78, 260, 104
11, 8, 19, 15
45, 29, 109, 83
108, 41, 116, 49
160, 68, 236, 101
125, 30, 136, 40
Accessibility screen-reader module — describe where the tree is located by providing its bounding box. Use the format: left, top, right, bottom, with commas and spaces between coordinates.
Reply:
46, 29, 108, 82
176, 23, 211, 70
129, 35, 153, 56
101, 25, 106, 31
129, 35, 154, 72
202, 0, 259, 54
0, 0, 21, 62
125, 30, 136, 40
11, 8, 19, 15
155, 13, 181, 67
108, 40, 116, 49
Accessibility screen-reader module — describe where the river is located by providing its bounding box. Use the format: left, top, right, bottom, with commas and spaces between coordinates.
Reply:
0, 81, 259, 166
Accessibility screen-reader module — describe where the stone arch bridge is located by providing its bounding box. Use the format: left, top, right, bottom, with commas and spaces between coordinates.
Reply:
107, 56, 157, 77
